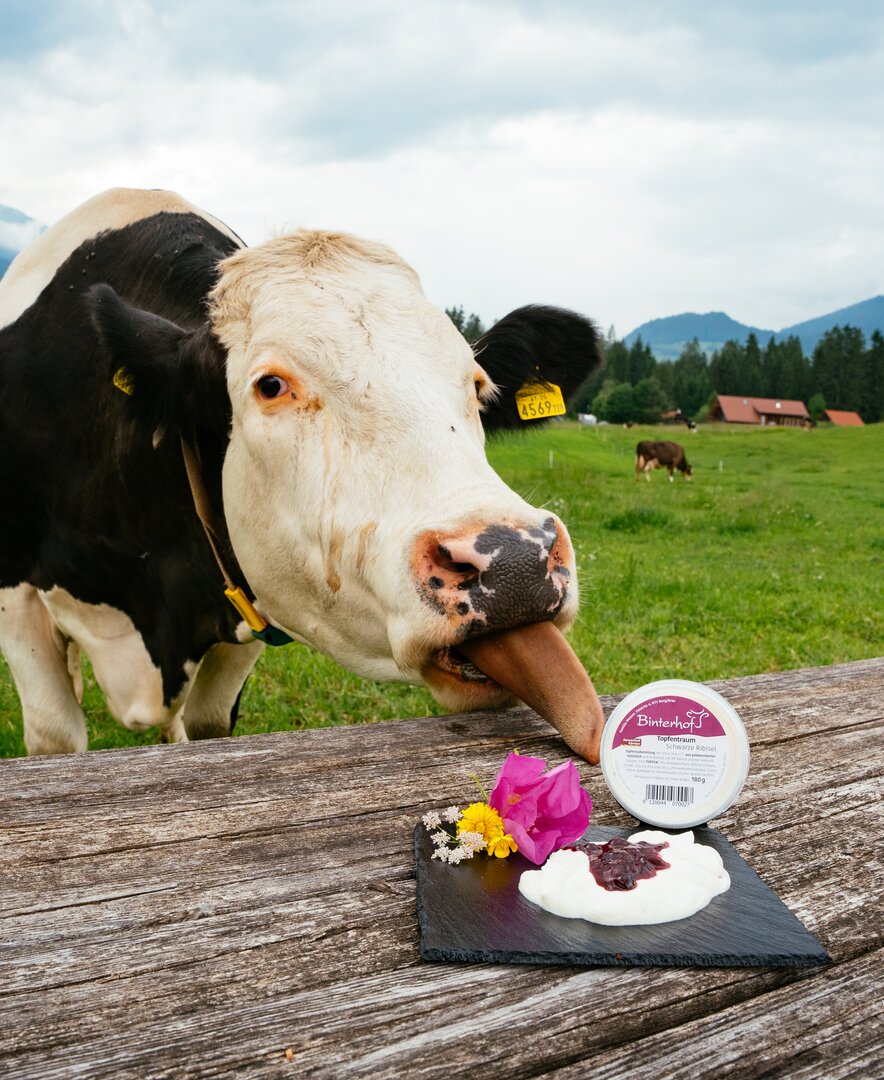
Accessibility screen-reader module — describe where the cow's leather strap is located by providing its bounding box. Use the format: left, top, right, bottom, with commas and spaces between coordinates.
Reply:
180, 436, 295, 647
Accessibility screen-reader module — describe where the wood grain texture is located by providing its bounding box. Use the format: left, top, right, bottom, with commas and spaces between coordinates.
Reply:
0, 658, 881, 1078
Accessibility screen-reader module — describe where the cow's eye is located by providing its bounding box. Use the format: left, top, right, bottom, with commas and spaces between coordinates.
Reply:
256, 374, 289, 399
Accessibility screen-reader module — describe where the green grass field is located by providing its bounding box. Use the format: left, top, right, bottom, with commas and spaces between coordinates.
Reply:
1, 421, 881, 757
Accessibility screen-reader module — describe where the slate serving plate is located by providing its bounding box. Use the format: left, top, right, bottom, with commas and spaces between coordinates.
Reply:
415, 824, 830, 967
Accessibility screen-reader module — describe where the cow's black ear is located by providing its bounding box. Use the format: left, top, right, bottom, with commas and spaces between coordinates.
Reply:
472, 305, 603, 432
88, 284, 229, 442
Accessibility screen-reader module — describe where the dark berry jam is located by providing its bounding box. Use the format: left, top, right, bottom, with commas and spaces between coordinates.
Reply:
567, 838, 670, 891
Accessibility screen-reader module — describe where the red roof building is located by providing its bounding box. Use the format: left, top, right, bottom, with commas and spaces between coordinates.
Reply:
822, 409, 865, 427
708, 395, 810, 427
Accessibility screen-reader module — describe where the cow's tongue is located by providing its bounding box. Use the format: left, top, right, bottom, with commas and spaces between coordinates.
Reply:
458, 622, 604, 764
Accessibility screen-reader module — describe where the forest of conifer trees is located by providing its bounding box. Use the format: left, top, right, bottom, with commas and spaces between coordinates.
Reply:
579, 327, 882, 424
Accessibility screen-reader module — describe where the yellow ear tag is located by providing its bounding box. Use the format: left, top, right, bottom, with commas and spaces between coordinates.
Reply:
515, 381, 566, 421
224, 586, 269, 633
113, 367, 135, 395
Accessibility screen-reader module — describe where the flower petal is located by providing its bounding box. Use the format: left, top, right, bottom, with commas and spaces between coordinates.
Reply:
488, 754, 591, 864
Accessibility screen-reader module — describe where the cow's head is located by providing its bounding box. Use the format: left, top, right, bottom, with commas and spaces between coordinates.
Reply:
90, 231, 605, 759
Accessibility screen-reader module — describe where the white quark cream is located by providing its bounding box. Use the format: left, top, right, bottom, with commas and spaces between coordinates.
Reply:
518, 831, 730, 926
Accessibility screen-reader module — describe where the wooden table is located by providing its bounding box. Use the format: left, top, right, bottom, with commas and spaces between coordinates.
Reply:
1, 658, 881, 1078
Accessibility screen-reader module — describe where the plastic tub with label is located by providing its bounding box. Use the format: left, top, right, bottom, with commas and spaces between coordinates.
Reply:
599, 679, 750, 829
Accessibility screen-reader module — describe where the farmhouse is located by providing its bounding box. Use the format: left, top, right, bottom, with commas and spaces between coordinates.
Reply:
822, 409, 865, 427
708, 395, 810, 427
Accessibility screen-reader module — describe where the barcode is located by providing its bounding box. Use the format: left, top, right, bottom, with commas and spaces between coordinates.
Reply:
645, 784, 694, 805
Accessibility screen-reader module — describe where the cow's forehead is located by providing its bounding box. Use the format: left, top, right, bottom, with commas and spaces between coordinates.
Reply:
210, 230, 419, 337
210, 230, 475, 381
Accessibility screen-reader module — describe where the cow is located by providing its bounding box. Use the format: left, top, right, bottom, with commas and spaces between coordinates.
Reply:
662, 409, 698, 433
0, 188, 606, 761
635, 440, 692, 481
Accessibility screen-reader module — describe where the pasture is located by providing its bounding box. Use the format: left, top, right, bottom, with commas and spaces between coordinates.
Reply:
1, 421, 881, 757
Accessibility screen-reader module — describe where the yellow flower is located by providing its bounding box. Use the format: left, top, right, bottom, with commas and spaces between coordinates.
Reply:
457, 802, 504, 843
457, 803, 519, 859
487, 833, 518, 859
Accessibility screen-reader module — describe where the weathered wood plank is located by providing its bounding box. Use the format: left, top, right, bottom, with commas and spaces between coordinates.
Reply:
2, 712, 879, 908
0, 782, 878, 1072
0, 658, 880, 820
1, 788, 875, 991
0, 660, 880, 1078
1, 658, 880, 860
547, 948, 883, 1080
1, 947, 877, 1079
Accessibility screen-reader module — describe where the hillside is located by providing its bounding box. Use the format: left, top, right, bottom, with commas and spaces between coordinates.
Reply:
624, 311, 773, 360
776, 295, 884, 354
626, 297, 884, 358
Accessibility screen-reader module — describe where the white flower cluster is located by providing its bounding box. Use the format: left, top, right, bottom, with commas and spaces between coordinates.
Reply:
422, 808, 486, 863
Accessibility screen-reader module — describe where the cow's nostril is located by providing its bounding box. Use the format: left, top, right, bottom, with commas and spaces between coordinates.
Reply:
435, 544, 480, 577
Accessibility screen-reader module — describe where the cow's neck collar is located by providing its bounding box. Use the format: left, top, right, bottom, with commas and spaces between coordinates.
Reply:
179, 436, 295, 647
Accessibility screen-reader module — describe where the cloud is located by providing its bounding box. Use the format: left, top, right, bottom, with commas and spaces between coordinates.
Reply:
1, 1, 883, 332
0, 208, 45, 254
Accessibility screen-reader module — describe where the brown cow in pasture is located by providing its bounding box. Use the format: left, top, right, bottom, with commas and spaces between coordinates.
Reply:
635, 440, 692, 482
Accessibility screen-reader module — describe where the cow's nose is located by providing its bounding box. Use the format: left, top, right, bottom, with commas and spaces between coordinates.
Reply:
414, 516, 573, 636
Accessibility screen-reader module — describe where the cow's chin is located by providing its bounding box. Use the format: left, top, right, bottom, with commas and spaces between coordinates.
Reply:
422, 647, 519, 712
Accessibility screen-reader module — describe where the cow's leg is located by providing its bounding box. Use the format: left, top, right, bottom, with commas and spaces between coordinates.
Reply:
37, 586, 187, 737
159, 713, 188, 744
635, 455, 644, 480
0, 584, 88, 755
668, 467, 675, 482
181, 640, 265, 740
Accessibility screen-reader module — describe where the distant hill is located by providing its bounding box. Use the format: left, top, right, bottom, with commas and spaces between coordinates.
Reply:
775, 296, 884, 355
624, 311, 774, 361
626, 297, 884, 359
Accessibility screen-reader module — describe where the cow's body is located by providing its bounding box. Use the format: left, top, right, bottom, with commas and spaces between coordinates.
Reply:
635, 440, 692, 481
0, 189, 603, 756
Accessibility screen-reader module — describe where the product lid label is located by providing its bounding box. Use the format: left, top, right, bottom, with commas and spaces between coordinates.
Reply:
611, 695, 726, 748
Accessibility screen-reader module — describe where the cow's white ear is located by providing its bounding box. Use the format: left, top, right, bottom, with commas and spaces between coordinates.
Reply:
88, 284, 228, 441
473, 305, 603, 432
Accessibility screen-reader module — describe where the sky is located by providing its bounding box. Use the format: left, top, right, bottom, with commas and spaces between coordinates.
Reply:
2, 0, 883, 335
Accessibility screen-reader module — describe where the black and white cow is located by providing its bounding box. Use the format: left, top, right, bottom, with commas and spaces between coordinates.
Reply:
0, 189, 605, 760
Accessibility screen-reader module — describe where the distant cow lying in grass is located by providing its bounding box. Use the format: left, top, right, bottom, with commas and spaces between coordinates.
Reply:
635, 440, 692, 482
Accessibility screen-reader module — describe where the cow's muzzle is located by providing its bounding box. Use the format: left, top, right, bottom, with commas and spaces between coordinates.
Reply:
412, 515, 572, 639
413, 516, 604, 763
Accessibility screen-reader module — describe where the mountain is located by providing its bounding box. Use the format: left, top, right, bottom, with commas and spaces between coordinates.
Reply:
0, 204, 46, 280
624, 312, 774, 361
626, 297, 884, 359
775, 296, 884, 355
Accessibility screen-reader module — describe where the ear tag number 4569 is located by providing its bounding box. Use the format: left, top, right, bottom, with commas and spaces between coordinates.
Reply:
515, 381, 566, 421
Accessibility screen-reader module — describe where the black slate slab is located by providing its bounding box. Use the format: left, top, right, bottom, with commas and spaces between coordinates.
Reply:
415, 824, 831, 967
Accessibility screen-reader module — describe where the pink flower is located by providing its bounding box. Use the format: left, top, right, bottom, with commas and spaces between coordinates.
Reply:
489, 752, 591, 865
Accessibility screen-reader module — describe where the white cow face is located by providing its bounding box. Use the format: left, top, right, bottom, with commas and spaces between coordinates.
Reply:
209, 232, 579, 710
